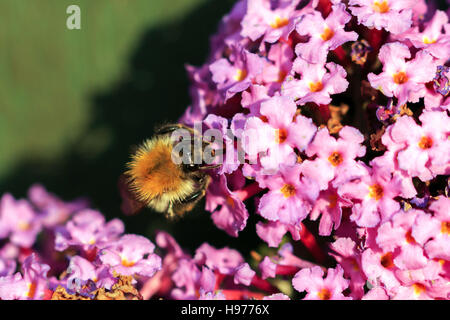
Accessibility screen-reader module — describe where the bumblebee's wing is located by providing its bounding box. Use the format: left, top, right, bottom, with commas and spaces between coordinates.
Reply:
117, 174, 145, 215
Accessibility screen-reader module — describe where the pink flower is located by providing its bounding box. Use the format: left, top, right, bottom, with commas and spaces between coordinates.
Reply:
209, 45, 264, 101
259, 42, 294, 94
0, 194, 41, 248
258, 164, 319, 226
255, 220, 301, 247
242, 95, 317, 173
205, 172, 249, 237
259, 256, 277, 279
54, 209, 124, 252
396, 10, 450, 61
349, 0, 416, 34
301, 126, 366, 191
362, 286, 389, 299
194, 243, 244, 275
0, 254, 50, 300
99, 234, 162, 277
282, 57, 349, 105
376, 209, 428, 270
233, 263, 255, 286
386, 111, 450, 181
338, 166, 405, 227
411, 197, 450, 261
295, 4, 358, 63
367, 42, 438, 107
293, 265, 351, 300
361, 248, 401, 295
240, 0, 304, 44
310, 187, 352, 236
330, 237, 366, 299
263, 293, 290, 300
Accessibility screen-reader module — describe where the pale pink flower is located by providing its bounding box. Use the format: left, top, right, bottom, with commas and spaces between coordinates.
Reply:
295, 4, 358, 63
282, 57, 349, 106
349, 0, 416, 34
367, 42, 438, 107
293, 265, 351, 300
301, 126, 366, 191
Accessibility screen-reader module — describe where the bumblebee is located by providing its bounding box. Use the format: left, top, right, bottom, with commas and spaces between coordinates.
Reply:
123, 124, 219, 218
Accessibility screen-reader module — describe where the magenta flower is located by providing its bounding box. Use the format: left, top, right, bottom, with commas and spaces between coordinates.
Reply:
349, 0, 416, 34
209, 45, 264, 101
362, 286, 389, 300
338, 166, 405, 227
301, 126, 366, 191
54, 209, 124, 252
281, 57, 349, 105
99, 234, 161, 277
258, 164, 319, 227
263, 293, 290, 300
386, 111, 450, 181
259, 256, 277, 279
65, 256, 115, 292
330, 237, 366, 299
27, 184, 88, 228
240, 0, 304, 44
171, 259, 201, 299
310, 187, 352, 236
368, 42, 438, 107
233, 263, 255, 286
205, 172, 249, 237
295, 4, 358, 63
194, 243, 244, 275
0, 193, 41, 248
255, 220, 300, 247
293, 265, 351, 300
0, 254, 51, 300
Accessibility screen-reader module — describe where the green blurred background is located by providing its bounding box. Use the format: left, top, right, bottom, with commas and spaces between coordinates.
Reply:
0, 0, 267, 256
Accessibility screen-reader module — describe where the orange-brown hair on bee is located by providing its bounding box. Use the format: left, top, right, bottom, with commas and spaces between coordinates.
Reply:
123, 124, 218, 219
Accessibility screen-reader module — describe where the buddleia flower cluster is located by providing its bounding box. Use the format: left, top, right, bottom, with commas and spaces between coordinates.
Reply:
178, 0, 450, 299
0, 0, 449, 300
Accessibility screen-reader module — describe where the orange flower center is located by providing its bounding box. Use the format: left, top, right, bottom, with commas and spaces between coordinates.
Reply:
18, 221, 31, 231
309, 81, 324, 92
441, 221, 450, 235
318, 288, 331, 300
234, 68, 248, 82
226, 196, 235, 208
412, 283, 426, 296
373, 0, 389, 13
405, 229, 416, 244
368, 183, 384, 201
328, 151, 343, 167
276, 128, 288, 144
380, 252, 395, 269
277, 70, 288, 83
423, 36, 436, 44
328, 193, 338, 209
27, 282, 37, 299
281, 184, 296, 198
418, 136, 433, 149
270, 17, 289, 29
320, 27, 334, 41
121, 259, 135, 267
259, 115, 269, 123
393, 71, 408, 84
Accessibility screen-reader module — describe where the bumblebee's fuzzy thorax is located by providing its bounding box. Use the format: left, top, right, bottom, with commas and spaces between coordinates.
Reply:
125, 136, 194, 205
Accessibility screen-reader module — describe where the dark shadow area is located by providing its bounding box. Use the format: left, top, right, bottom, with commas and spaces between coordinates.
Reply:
0, 0, 264, 256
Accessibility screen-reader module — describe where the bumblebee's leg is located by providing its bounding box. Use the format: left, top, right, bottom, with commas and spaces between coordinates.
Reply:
165, 202, 176, 220
198, 164, 222, 170
180, 190, 205, 204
